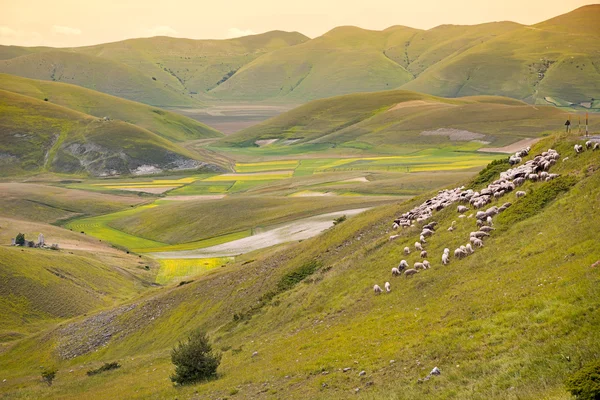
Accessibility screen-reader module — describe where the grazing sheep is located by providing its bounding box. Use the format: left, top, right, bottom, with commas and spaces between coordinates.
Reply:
415, 242, 423, 251
421, 228, 435, 238
404, 247, 411, 255
586, 141, 592, 149
404, 269, 418, 277
457, 205, 469, 214
486, 216, 493, 226
516, 190, 526, 198
423, 260, 431, 269
575, 144, 583, 154
513, 177, 525, 186
480, 226, 494, 233
392, 267, 401, 277
454, 248, 467, 259
399, 260, 409, 270
448, 221, 456, 232
476, 219, 484, 227
442, 253, 449, 265
470, 231, 490, 239
594, 143, 600, 150
385, 282, 391, 293
392, 222, 400, 230
374, 284, 382, 294
473, 238, 484, 248
443, 248, 450, 255
420, 250, 428, 258
414, 262, 425, 270
528, 173, 539, 181
476, 211, 486, 220
389, 235, 400, 241
466, 243, 474, 254
420, 234, 427, 243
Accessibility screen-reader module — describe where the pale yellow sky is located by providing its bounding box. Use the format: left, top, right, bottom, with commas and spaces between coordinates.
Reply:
0, 0, 596, 47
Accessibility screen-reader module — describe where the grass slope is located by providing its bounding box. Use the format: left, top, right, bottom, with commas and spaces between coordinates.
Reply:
218, 90, 579, 149
0, 132, 598, 399
401, 5, 600, 104
0, 74, 222, 142
0, 31, 308, 105
0, 90, 218, 176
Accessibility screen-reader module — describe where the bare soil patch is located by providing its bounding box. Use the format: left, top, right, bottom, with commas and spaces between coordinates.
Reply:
420, 128, 486, 141
479, 138, 542, 154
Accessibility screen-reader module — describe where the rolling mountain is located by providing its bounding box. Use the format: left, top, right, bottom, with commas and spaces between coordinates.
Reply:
0, 90, 222, 176
0, 73, 222, 142
217, 90, 582, 149
0, 6, 597, 106
0, 31, 309, 106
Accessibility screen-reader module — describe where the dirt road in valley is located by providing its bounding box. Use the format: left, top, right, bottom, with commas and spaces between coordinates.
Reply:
148, 208, 370, 259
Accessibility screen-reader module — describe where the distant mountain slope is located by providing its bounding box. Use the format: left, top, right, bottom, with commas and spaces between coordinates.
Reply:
0, 7, 596, 106
0, 31, 309, 106
0, 73, 222, 142
401, 5, 600, 104
0, 90, 222, 176
218, 90, 578, 149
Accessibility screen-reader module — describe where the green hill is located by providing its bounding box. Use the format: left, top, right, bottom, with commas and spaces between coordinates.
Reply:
217, 90, 581, 149
1, 7, 596, 106
0, 73, 222, 142
0, 31, 308, 106
402, 5, 600, 105
0, 132, 598, 399
0, 90, 222, 176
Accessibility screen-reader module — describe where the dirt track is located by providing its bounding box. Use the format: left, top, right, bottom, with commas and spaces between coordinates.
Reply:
478, 138, 541, 154
149, 208, 370, 259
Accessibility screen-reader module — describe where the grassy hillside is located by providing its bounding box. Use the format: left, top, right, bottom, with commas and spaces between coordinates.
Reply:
1, 7, 595, 106
217, 90, 580, 150
0, 73, 222, 142
402, 5, 600, 105
0, 90, 220, 176
0, 132, 598, 399
0, 51, 202, 107
0, 216, 158, 342
0, 31, 308, 106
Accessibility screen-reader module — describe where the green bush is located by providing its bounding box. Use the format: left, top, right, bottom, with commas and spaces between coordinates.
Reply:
171, 329, 221, 385
333, 215, 347, 225
41, 368, 57, 386
86, 362, 121, 376
277, 260, 322, 292
565, 360, 600, 400
15, 233, 25, 246
496, 176, 577, 228
468, 158, 510, 189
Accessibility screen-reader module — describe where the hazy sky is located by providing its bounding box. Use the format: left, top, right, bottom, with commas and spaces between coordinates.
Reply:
0, 0, 595, 47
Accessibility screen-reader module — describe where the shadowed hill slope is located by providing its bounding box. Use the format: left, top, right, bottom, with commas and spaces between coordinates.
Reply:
0, 90, 222, 176
0, 132, 598, 399
217, 90, 581, 149
0, 73, 222, 142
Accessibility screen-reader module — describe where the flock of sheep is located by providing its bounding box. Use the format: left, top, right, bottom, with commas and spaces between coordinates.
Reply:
372, 141, 590, 294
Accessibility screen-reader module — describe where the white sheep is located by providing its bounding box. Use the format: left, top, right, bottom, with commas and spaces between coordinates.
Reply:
423, 260, 431, 269
420, 234, 427, 243
420, 250, 428, 258
404, 247, 411, 255
399, 260, 409, 270
480, 226, 494, 233
442, 253, 449, 265
594, 143, 600, 150
454, 248, 467, 259
457, 205, 469, 214
414, 262, 425, 270
404, 269, 418, 277
466, 243, 474, 254
392, 267, 401, 276
415, 242, 423, 251
374, 284, 382, 294
516, 190, 526, 198
443, 248, 450, 255
486, 216, 493, 226
473, 238, 484, 248
389, 235, 400, 241
385, 282, 391, 293
585, 141, 592, 149
575, 144, 583, 154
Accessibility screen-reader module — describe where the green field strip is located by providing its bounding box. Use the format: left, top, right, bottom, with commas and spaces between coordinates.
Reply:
155, 257, 234, 285
135, 230, 252, 254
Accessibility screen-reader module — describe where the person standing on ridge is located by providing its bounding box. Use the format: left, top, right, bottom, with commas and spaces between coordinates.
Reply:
565, 119, 571, 133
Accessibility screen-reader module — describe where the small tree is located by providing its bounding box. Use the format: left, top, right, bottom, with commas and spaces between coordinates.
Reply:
41, 368, 57, 386
565, 360, 600, 400
15, 233, 25, 246
170, 329, 221, 385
